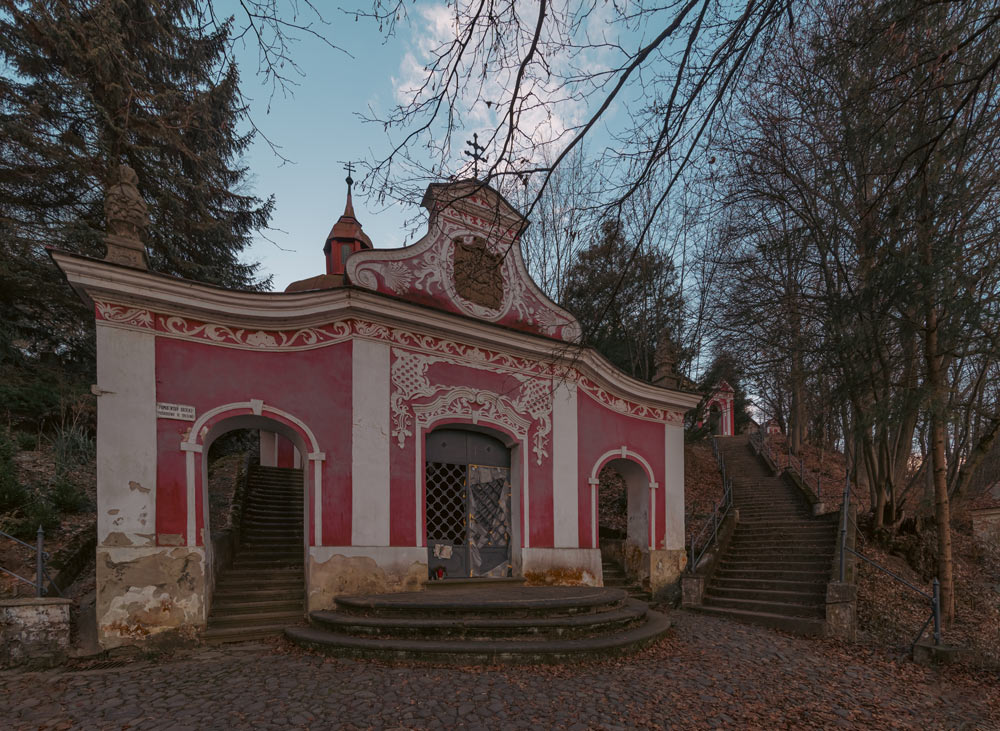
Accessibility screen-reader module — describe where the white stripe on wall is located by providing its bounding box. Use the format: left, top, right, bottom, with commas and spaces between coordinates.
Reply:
351, 338, 391, 546
551, 380, 579, 547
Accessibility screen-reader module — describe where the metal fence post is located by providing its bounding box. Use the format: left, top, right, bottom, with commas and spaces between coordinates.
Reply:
35, 525, 44, 597
932, 578, 941, 645
839, 477, 850, 583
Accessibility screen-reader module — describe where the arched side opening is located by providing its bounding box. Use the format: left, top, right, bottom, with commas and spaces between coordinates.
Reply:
588, 448, 658, 586
180, 401, 324, 619
423, 424, 518, 580
709, 403, 722, 436
199, 415, 310, 615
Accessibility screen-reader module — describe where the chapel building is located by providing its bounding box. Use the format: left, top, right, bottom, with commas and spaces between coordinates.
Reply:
52, 173, 699, 648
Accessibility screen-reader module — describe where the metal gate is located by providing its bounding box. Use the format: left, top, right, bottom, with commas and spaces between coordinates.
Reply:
425, 429, 512, 579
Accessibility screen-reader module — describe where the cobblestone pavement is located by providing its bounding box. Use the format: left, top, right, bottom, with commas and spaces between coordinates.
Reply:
2, 610, 997, 730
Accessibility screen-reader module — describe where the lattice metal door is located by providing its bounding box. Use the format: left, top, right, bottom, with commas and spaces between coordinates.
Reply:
425, 430, 512, 579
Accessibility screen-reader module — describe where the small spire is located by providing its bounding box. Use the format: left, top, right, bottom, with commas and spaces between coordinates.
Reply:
343, 161, 356, 217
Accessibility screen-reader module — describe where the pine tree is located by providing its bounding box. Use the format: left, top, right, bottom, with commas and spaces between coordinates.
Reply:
561, 220, 682, 382
0, 0, 273, 397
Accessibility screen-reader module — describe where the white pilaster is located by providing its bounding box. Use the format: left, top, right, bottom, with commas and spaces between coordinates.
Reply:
663, 422, 685, 550
551, 381, 579, 547
95, 324, 157, 548
589, 478, 599, 549
351, 338, 391, 546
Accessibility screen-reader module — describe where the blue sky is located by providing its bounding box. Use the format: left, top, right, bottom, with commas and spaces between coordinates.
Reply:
229, 6, 417, 290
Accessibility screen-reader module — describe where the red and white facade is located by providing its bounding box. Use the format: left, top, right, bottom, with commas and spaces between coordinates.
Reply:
54, 180, 699, 647
704, 381, 736, 437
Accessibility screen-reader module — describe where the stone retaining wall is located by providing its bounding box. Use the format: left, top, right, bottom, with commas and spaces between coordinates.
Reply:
1, 597, 73, 668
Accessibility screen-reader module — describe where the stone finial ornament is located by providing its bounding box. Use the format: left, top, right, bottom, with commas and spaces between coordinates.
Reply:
653, 331, 681, 389
104, 164, 149, 269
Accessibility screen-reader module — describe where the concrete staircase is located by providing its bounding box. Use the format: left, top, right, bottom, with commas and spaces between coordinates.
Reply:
696, 437, 835, 635
601, 557, 651, 601
203, 465, 305, 643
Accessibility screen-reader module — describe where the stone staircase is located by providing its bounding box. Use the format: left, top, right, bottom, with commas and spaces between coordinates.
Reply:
601, 557, 651, 601
696, 436, 836, 635
203, 465, 305, 644
285, 583, 670, 663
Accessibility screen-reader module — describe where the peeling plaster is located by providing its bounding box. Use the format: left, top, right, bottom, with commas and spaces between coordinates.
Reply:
649, 549, 687, 594
308, 554, 426, 611
524, 568, 598, 587
96, 547, 205, 648
128, 480, 151, 494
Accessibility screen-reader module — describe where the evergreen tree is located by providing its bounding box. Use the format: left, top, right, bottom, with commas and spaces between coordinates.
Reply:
0, 0, 273, 409
561, 219, 682, 382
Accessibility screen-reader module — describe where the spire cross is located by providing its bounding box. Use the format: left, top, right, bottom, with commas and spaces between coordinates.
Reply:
343, 161, 356, 191
464, 133, 487, 178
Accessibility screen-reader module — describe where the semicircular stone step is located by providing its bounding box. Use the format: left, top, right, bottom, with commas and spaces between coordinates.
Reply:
285, 607, 671, 664
308, 599, 648, 641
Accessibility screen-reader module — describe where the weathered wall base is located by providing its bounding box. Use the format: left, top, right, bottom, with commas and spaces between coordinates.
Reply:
681, 575, 704, 606
522, 548, 601, 586
1, 598, 73, 668
824, 581, 856, 640
96, 546, 206, 649
649, 548, 687, 596
308, 546, 427, 611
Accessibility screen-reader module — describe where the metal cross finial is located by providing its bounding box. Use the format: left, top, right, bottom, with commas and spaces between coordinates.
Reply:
464, 133, 487, 178
343, 161, 356, 191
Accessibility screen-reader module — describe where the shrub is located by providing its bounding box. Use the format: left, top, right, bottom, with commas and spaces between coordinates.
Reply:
16, 431, 37, 451
0, 428, 29, 513
1, 489, 60, 541
50, 419, 94, 470
49, 474, 89, 514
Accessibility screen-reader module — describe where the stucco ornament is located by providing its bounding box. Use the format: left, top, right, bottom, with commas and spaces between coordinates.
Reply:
347, 181, 583, 342
104, 164, 149, 270
390, 347, 553, 464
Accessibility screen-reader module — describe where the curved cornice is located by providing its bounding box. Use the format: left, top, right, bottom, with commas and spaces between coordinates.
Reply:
50, 250, 701, 414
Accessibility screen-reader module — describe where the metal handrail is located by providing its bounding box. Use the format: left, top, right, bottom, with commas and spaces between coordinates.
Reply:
688, 437, 734, 572
838, 475, 941, 648
0, 526, 60, 597
751, 427, 823, 499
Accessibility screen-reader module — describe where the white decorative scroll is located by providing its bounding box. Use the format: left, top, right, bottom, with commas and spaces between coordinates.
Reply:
347, 186, 583, 343
161, 317, 352, 349
93, 303, 673, 425
390, 347, 553, 465
95, 302, 153, 329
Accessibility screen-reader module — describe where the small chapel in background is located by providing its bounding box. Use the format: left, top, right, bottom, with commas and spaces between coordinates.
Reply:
52, 167, 699, 649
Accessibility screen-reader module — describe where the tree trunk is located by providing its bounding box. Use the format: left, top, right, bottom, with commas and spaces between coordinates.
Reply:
925, 310, 955, 624
919, 164, 955, 624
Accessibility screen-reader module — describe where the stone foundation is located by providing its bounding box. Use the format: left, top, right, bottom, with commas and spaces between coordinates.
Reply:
307, 547, 427, 611
1, 597, 73, 668
824, 581, 856, 640
522, 548, 601, 587
96, 546, 206, 649
649, 548, 687, 595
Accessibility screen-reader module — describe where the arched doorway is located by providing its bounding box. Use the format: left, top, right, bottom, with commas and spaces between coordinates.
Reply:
600, 458, 651, 584
709, 403, 722, 436
195, 412, 312, 617
425, 428, 513, 580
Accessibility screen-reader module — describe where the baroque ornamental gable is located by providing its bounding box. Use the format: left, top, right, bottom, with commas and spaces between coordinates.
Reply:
346, 180, 582, 343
